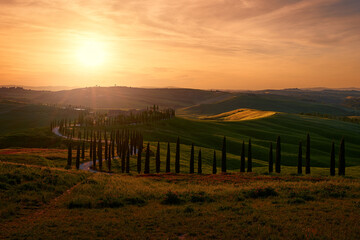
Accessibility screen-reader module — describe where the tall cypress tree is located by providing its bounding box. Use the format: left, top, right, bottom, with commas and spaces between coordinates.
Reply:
330, 142, 335, 176
67, 142, 72, 168
76, 143, 80, 170
338, 138, 345, 176
81, 141, 85, 160
221, 136, 227, 173
121, 142, 126, 173
89, 139, 93, 159
156, 142, 160, 173
166, 142, 171, 173
306, 134, 311, 174
175, 137, 180, 173
247, 139, 252, 172
98, 138, 102, 171
240, 141, 245, 172
126, 147, 130, 173
268, 142, 273, 173
198, 149, 202, 174
190, 143, 194, 174
144, 143, 150, 174
107, 142, 112, 172
213, 150, 217, 174
275, 136, 281, 173
92, 136, 96, 170
298, 141, 302, 174
137, 143, 142, 174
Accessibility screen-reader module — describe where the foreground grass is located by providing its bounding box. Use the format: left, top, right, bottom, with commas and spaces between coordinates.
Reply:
1, 166, 359, 239
0, 163, 89, 221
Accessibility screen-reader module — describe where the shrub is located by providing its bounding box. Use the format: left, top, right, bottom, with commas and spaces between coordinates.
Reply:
68, 196, 93, 209
161, 191, 182, 205
288, 191, 315, 201
96, 195, 124, 208
287, 198, 306, 204
184, 206, 194, 213
244, 187, 278, 199
124, 197, 146, 206
190, 191, 214, 203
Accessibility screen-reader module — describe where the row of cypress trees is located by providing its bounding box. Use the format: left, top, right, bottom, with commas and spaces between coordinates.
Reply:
67, 133, 346, 176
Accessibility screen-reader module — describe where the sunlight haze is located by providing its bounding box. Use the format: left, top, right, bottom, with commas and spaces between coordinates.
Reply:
0, 0, 359, 89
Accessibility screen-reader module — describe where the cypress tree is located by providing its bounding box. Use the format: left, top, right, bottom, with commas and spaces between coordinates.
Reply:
298, 142, 302, 174
338, 138, 345, 176
144, 143, 150, 174
275, 136, 281, 173
137, 143, 142, 174
268, 142, 273, 173
89, 139, 93, 159
126, 147, 130, 173
190, 143, 194, 174
175, 137, 180, 173
330, 142, 335, 176
166, 142, 170, 173
98, 138, 102, 171
121, 142, 126, 173
198, 149, 202, 174
240, 141, 245, 172
81, 141, 85, 160
92, 136, 96, 170
306, 134, 311, 174
212, 150, 217, 174
156, 142, 160, 173
221, 136, 227, 173
76, 143, 80, 170
107, 142, 112, 172
67, 142, 72, 168
247, 139, 252, 172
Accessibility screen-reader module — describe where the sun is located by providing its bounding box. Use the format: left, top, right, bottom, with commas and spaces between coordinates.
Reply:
76, 40, 106, 67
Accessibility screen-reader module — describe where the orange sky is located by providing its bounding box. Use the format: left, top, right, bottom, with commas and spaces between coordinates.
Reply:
0, 0, 359, 90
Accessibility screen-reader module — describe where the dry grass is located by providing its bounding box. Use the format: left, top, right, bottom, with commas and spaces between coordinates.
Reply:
201, 108, 277, 121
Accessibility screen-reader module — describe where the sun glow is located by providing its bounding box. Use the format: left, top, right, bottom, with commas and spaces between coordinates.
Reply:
76, 40, 106, 67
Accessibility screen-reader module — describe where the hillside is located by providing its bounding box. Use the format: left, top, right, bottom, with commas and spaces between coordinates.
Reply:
201, 108, 277, 121
0, 87, 231, 109
178, 93, 359, 117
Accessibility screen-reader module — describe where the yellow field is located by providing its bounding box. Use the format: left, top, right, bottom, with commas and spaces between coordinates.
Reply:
201, 108, 277, 121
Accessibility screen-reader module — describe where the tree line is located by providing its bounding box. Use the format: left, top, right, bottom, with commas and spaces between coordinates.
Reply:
66, 132, 346, 176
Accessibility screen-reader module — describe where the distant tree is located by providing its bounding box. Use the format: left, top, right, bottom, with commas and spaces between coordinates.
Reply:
126, 147, 130, 173
276, 136, 281, 173
198, 149, 202, 174
98, 138, 102, 171
76, 143, 80, 170
175, 137, 180, 173
92, 136, 96, 170
240, 141, 245, 172
121, 143, 126, 173
67, 142, 72, 168
306, 134, 311, 174
145, 143, 150, 174
247, 139, 252, 172
89, 139, 93, 159
166, 142, 170, 173
330, 142, 335, 176
156, 142, 160, 173
338, 138, 345, 176
81, 141, 85, 160
190, 143, 194, 174
221, 136, 227, 173
268, 142, 273, 173
137, 142, 142, 174
298, 142, 302, 174
213, 150, 217, 174
107, 142, 111, 172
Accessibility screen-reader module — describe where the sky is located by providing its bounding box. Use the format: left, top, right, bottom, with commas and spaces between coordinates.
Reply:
0, 0, 359, 90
